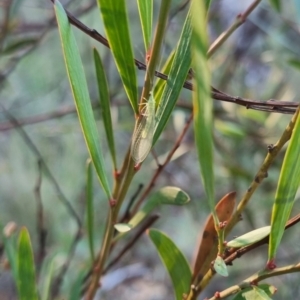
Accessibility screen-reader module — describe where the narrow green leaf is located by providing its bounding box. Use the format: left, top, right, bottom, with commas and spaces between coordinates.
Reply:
86, 159, 95, 262
213, 256, 228, 277
97, 0, 138, 112
148, 229, 191, 300
93, 48, 117, 169
269, 109, 300, 260
3, 38, 37, 54
17, 228, 38, 300
269, 0, 281, 12
114, 223, 133, 232
153, 11, 192, 144
227, 226, 271, 248
41, 258, 55, 300
70, 271, 87, 300
54, 0, 111, 198
137, 0, 153, 51
191, 0, 216, 218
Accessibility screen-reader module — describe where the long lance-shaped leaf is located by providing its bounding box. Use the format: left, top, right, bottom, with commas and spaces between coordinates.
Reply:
191, 0, 216, 221
54, 0, 111, 198
268, 108, 300, 261
97, 0, 138, 113
17, 228, 38, 300
137, 0, 153, 51
148, 229, 191, 300
93, 48, 117, 169
86, 159, 95, 262
153, 10, 192, 145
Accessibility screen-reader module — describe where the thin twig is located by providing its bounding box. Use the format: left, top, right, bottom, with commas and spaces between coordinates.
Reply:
207, 262, 300, 300
81, 214, 160, 296
119, 183, 144, 223
186, 107, 300, 300
0, 102, 99, 131
207, 0, 262, 58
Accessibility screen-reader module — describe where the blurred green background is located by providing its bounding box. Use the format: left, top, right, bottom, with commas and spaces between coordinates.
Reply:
0, 0, 300, 299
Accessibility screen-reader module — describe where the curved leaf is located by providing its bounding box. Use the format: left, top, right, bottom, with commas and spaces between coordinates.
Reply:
97, 0, 138, 112
148, 229, 191, 300
17, 228, 38, 300
227, 226, 271, 248
269, 108, 300, 260
93, 48, 117, 169
54, 0, 111, 198
113, 186, 190, 242
129, 186, 190, 228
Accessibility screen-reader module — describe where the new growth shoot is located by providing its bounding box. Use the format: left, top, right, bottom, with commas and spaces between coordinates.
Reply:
131, 91, 156, 167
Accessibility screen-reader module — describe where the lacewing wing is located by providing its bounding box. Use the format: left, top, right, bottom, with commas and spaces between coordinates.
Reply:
131, 93, 155, 165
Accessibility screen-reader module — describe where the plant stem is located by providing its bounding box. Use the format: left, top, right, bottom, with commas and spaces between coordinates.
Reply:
207, 262, 300, 300
207, 0, 262, 58
186, 107, 300, 300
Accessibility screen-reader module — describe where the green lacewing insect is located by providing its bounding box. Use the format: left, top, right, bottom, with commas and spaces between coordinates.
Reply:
131, 92, 156, 165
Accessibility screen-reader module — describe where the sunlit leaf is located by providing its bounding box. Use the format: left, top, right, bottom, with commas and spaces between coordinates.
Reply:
269, 109, 300, 260
148, 229, 191, 300
114, 223, 133, 233
227, 226, 271, 248
54, 0, 111, 198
